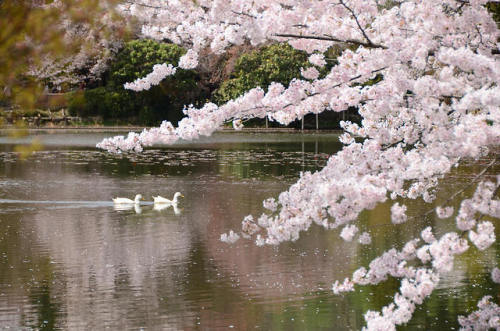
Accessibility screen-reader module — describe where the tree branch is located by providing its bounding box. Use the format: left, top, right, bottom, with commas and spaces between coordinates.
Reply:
231, 10, 256, 19
413, 156, 498, 222
274, 33, 387, 49
338, 0, 377, 47
123, 0, 165, 10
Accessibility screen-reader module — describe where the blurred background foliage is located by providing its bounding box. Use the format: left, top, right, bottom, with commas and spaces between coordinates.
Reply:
68, 39, 202, 125
0, 0, 127, 110
486, 2, 500, 26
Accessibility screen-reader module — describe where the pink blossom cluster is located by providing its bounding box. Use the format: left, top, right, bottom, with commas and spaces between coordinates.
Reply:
123, 63, 176, 91
335, 225, 480, 329
28, 3, 123, 86
469, 221, 496, 251
358, 232, 372, 245
391, 203, 408, 224
178, 49, 199, 69
340, 224, 358, 242
220, 230, 240, 244
262, 198, 278, 212
97, 0, 500, 328
308, 53, 326, 67
332, 278, 354, 295
232, 119, 244, 131
300, 67, 320, 80
457, 180, 500, 228
363, 269, 440, 330
420, 227, 436, 244
97, 121, 177, 153
458, 296, 500, 330
492, 267, 500, 284
436, 206, 454, 219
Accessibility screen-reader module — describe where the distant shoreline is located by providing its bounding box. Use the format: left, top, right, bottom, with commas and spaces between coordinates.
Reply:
0, 126, 342, 134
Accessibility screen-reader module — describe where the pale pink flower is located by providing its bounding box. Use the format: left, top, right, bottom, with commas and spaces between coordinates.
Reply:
232, 119, 244, 130
309, 53, 326, 67
178, 49, 199, 69
421, 227, 436, 243
359, 232, 372, 245
220, 230, 240, 244
263, 198, 278, 212
391, 203, 408, 224
340, 224, 358, 242
469, 221, 496, 251
300, 67, 320, 80
332, 278, 355, 294
436, 206, 454, 219
491, 267, 500, 284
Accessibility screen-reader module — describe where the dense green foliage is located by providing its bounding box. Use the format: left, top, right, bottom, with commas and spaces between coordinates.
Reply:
69, 39, 200, 125
486, 2, 500, 26
0, 0, 122, 110
213, 43, 313, 104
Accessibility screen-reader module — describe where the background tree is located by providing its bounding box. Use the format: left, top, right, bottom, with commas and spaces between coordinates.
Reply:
69, 39, 201, 124
0, 0, 126, 110
213, 43, 313, 104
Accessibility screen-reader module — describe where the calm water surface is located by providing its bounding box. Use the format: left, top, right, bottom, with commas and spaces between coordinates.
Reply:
0, 130, 498, 330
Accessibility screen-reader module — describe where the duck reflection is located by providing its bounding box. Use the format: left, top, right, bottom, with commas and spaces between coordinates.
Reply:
113, 203, 143, 214
153, 203, 182, 215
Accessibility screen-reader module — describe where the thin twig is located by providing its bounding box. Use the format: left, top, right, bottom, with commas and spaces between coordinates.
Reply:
123, 0, 165, 10
439, 157, 497, 208
339, 0, 376, 47
412, 156, 498, 222
231, 10, 257, 19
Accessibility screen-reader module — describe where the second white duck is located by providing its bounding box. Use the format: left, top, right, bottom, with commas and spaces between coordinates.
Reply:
153, 192, 184, 205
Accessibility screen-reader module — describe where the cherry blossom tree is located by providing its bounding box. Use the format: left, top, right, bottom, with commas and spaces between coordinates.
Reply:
26, 0, 129, 89
0, 0, 125, 106
97, 1, 500, 329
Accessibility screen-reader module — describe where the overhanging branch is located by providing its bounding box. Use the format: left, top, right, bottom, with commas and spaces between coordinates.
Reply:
274, 33, 387, 49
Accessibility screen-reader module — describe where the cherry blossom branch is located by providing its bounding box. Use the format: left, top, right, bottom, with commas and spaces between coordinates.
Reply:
338, 0, 376, 47
405, 157, 498, 223
231, 10, 256, 19
123, 0, 164, 10
439, 157, 498, 208
274, 33, 387, 49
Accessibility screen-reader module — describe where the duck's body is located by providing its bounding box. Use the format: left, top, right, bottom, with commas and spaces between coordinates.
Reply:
153, 192, 184, 205
113, 194, 143, 204
152, 196, 173, 204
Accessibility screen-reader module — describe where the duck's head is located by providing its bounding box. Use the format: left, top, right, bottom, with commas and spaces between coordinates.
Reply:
173, 192, 184, 200
134, 194, 143, 202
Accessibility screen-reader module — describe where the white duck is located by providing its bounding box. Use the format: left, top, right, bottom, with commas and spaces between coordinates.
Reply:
113, 194, 143, 204
153, 192, 184, 205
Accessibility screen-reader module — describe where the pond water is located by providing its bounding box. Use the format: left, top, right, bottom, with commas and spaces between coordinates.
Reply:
0, 130, 497, 330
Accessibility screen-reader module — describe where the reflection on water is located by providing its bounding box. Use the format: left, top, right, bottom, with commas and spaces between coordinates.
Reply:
0, 131, 498, 330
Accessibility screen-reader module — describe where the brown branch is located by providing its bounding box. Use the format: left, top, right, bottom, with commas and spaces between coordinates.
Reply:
123, 0, 165, 10
231, 10, 257, 19
339, 0, 376, 47
274, 33, 387, 49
